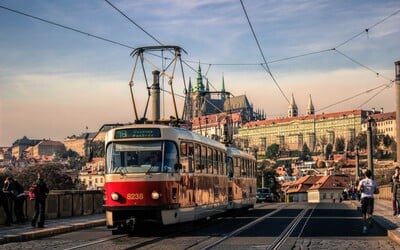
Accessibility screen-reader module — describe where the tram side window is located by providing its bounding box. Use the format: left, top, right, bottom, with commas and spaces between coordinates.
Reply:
180, 142, 188, 173
219, 151, 224, 175
201, 145, 207, 173
233, 158, 240, 177
164, 141, 179, 172
188, 143, 194, 172
207, 147, 213, 174
227, 157, 233, 178
222, 152, 226, 175
212, 149, 218, 175
195, 144, 202, 172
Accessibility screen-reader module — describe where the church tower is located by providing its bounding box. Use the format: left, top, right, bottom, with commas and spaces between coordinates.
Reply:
288, 93, 298, 117
221, 75, 226, 102
306, 94, 315, 115
190, 64, 205, 118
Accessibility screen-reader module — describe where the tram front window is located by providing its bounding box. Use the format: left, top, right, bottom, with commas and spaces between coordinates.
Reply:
106, 141, 179, 174
106, 141, 163, 173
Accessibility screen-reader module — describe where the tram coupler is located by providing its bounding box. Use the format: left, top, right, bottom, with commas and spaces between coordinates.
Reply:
126, 217, 136, 231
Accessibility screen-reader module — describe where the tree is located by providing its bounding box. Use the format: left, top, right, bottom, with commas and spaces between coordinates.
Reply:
90, 141, 105, 158
325, 144, 333, 160
355, 133, 367, 150
266, 143, 280, 160
319, 135, 327, 155
347, 137, 355, 152
14, 164, 76, 190
300, 143, 311, 161
335, 136, 345, 152
383, 135, 394, 149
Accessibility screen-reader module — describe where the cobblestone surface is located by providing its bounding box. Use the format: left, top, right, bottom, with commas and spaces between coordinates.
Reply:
293, 238, 399, 250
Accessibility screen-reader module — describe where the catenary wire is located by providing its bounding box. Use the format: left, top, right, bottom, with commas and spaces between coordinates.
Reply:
240, 0, 290, 104
0, 5, 134, 50
1, 3, 399, 112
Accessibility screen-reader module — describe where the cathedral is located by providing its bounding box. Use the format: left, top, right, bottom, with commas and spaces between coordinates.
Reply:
184, 65, 265, 123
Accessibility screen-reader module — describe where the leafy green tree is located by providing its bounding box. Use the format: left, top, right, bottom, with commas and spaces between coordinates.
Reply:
383, 135, 394, 149
90, 141, 105, 158
14, 164, 76, 190
300, 143, 311, 161
335, 136, 345, 152
347, 137, 355, 152
355, 133, 367, 150
266, 143, 280, 160
319, 135, 327, 155
325, 144, 333, 160
59, 149, 80, 159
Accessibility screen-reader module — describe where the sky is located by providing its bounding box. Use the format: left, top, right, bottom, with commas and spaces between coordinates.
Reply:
1, 0, 399, 146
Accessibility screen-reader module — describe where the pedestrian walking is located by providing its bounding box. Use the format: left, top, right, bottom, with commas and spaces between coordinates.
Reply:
31, 173, 49, 228
391, 166, 400, 216
357, 169, 379, 234
3, 177, 26, 223
0, 188, 12, 226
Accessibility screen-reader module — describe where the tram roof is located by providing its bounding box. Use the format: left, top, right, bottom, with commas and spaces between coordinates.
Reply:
106, 124, 226, 150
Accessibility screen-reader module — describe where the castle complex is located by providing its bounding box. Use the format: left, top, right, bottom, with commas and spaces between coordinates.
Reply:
187, 66, 396, 157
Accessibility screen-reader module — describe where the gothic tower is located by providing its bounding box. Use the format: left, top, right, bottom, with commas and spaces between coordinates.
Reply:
306, 94, 315, 115
288, 93, 298, 117
190, 64, 205, 118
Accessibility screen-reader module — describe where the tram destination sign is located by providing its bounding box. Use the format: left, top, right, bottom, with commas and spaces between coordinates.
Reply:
115, 128, 161, 139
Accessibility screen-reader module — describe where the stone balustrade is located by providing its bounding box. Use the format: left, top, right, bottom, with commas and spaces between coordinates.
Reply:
0, 190, 104, 225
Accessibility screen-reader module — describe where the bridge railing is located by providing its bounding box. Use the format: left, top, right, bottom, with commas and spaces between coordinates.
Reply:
1, 185, 392, 225
374, 184, 392, 200
0, 190, 104, 225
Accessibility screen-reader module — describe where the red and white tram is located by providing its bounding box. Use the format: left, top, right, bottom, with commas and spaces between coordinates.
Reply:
103, 124, 257, 232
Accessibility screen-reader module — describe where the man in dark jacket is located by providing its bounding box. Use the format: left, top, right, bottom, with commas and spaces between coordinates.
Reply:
3, 177, 26, 223
0, 187, 12, 226
31, 173, 49, 228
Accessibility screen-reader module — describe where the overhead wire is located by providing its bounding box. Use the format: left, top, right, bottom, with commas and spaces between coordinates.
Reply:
1, 3, 399, 113
104, 0, 164, 46
335, 9, 400, 49
316, 83, 392, 112
239, 0, 290, 104
0, 5, 134, 49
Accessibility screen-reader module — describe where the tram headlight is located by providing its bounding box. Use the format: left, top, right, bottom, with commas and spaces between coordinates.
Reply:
111, 192, 119, 201
151, 191, 161, 200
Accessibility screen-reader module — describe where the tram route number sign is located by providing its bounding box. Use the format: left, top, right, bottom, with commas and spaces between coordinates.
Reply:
115, 128, 161, 139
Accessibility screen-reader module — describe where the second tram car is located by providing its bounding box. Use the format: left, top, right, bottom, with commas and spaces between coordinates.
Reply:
103, 124, 257, 232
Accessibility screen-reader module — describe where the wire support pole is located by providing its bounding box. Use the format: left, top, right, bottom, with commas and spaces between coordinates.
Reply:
129, 55, 140, 121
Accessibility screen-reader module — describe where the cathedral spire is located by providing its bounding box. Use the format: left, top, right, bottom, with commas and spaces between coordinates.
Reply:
195, 63, 204, 92
306, 94, 315, 115
221, 74, 226, 101
288, 93, 298, 117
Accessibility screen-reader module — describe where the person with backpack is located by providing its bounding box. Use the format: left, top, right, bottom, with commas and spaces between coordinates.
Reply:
31, 173, 49, 228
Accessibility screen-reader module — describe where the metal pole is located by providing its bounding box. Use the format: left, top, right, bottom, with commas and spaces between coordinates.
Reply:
355, 146, 360, 180
367, 116, 374, 179
151, 70, 160, 123
395, 61, 400, 164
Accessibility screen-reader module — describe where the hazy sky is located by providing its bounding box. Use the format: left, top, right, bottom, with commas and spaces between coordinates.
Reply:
1, 0, 399, 146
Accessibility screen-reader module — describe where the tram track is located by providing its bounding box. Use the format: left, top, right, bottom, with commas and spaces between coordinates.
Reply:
267, 203, 317, 250
4, 203, 314, 250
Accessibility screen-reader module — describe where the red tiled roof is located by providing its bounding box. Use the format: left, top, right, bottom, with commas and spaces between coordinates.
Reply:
308, 175, 350, 190
191, 112, 242, 127
285, 175, 322, 194
364, 111, 396, 123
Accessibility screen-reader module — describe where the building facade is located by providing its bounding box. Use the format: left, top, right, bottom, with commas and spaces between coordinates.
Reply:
361, 110, 396, 139
64, 132, 96, 157
235, 109, 369, 155
33, 140, 65, 158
